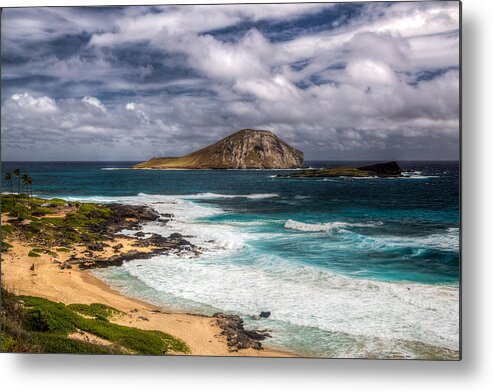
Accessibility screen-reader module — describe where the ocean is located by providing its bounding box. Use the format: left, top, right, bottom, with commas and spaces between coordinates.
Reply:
1, 161, 460, 358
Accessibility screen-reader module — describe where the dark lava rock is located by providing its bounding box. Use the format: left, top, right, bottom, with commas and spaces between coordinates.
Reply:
357, 161, 401, 176
213, 312, 271, 352
177, 238, 192, 247
88, 242, 105, 251
79, 249, 163, 269
113, 243, 123, 251
169, 232, 183, 240
134, 231, 146, 238
60, 261, 72, 269
84, 204, 160, 238
259, 311, 271, 319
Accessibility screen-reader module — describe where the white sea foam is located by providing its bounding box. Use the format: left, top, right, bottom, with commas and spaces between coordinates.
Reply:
401, 171, 438, 179
183, 192, 279, 199
284, 219, 382, 233
345, 229, 460, 253
284, 219, 459, 253
59, 193, 238, 250
118, 251, 459, 353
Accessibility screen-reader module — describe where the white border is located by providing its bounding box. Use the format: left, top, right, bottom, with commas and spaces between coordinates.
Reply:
2, 0, 493, 390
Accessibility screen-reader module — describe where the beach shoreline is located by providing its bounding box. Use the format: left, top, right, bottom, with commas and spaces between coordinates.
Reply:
1, 207, 295, 357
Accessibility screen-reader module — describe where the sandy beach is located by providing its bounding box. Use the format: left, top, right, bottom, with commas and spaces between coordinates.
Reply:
1, 219, 292, 357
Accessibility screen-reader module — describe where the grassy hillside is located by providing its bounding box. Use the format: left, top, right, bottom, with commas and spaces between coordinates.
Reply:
0, 288, 189, 355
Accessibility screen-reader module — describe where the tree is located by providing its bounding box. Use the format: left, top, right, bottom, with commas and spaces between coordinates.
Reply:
21, 174, 33, 215
4, 172, 13, 198
27, 176, 34, 215
14, 168, 21, 197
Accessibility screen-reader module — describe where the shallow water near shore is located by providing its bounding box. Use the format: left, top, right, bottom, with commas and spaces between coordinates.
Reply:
1, 161, 460, 358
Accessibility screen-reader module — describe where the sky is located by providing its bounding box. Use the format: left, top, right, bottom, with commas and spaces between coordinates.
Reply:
1, 1, 460, 161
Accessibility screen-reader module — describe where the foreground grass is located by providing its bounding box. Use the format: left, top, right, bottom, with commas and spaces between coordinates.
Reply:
0, 289, 189, 355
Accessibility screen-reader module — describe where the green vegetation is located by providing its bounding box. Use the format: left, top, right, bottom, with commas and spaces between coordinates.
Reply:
67, 303, 123, 322
1, 224, 14, 235
1, 288, 189, 355
27, 251, 41, 257
1, 241, 13, 252
9, 203, 31, 220
0, 194, 117, 247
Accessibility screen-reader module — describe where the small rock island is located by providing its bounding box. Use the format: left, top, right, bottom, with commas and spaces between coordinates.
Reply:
284, 161, 402, 178
134, 129, 304, 169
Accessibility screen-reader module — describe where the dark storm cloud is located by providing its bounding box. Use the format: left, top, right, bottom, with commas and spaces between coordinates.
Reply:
1, 2, 460, 161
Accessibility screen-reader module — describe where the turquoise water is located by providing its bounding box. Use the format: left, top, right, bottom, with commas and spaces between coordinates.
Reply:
1, 161, 460, 358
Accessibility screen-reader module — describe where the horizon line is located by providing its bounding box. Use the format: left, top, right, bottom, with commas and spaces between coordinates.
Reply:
1, 159, 461, 163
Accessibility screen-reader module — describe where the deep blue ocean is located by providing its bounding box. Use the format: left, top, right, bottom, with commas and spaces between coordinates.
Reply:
1, 161, 460, 358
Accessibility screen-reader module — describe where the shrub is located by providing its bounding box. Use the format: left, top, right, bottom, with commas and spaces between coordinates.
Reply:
67, 303, 123, 322
1, 224, 15, 236
29, 221, 43, 232
1, 241, 13, 252
19, 296, 189, 355
9, 204, 30, 220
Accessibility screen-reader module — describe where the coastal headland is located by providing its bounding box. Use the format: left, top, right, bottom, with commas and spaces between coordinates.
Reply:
0, 194, 292, 357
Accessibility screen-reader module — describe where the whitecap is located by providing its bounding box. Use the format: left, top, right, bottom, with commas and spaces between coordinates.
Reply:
284, 219, 382, 233
112, 251, 459, 353
183, 192, 280, 200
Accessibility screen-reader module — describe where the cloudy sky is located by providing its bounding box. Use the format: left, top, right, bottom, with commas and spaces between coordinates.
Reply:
1, 1, 460, 161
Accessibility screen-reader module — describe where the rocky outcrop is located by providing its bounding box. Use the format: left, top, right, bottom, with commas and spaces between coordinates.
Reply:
133, 129, 304, 169
213, 312, 272, 352
357, 161, 401, 176
76, 233, 198, 270
285, 161, 402, 178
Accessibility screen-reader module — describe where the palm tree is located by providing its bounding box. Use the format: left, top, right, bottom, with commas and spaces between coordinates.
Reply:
4, 172, 13, 198
27, 176, 34, 215
21, 174, 32, 215
14, 168, 21, 198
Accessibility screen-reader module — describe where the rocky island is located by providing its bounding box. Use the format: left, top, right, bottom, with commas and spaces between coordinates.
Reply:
133, 129, 304, 169
282, 161, 402, 178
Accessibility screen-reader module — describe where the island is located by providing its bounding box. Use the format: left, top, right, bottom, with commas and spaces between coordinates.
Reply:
133, 129, 304, 169
280, 161, 402, 178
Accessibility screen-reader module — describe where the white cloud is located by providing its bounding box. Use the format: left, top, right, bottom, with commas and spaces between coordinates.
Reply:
82, 96, 107, 112
1, 2, 460, 161
88, 4, 332, 47
346, 59, 398, 86
11, 92, 58, 113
